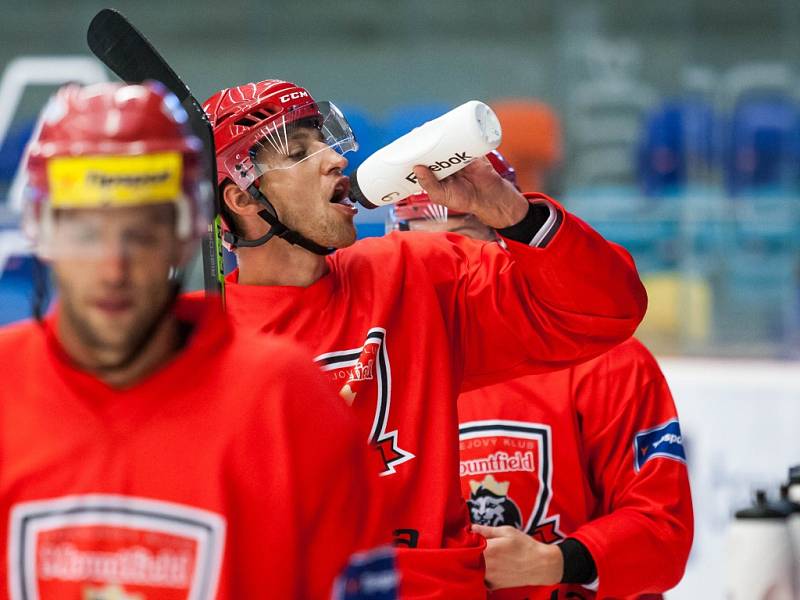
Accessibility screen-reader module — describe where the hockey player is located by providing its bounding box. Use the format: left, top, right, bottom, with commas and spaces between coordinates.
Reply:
390, 153, 693, 599
203, 79, 649, 598
0, 82, 375, 600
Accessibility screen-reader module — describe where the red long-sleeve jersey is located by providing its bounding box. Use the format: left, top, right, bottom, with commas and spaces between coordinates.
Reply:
0, 297, 368, 600
458, 337, 693, 599
220, 195, 647, 598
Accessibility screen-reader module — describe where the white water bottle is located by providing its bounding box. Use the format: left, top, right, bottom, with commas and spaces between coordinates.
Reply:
349, 100, 502, 209
725, 490, 796, 600
785, 467, 800, 592
779, 483, 800, 594
788, 465, 800, 504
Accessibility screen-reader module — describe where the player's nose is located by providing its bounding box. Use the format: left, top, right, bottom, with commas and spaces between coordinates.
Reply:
321, 145, 348, 173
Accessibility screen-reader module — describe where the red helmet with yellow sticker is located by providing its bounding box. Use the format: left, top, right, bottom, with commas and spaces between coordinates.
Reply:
23, 81, 210, 256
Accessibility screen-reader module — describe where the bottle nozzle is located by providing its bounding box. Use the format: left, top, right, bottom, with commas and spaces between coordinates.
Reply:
348, 170, 377, 209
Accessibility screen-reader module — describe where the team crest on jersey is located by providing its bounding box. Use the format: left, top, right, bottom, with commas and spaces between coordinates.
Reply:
459, 420, 564, 543
315, 328, 415, 477
8, 495, 225, 600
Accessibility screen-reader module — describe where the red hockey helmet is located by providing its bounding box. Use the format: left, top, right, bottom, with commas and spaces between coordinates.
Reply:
486, 149, 518, 188
387, 150, 518, 232
203, 79, 357, 191
23, 81, 211, 258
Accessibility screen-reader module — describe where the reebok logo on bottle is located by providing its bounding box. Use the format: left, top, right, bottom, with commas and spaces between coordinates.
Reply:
404, 152, 474, 183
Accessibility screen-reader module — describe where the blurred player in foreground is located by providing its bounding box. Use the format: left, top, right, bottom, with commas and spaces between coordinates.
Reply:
389, 151, 693, 600
0, 82, 375, 600
202, 79, 648, 598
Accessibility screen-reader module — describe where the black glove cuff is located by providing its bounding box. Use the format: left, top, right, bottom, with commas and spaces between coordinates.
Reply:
559, 538, 598, 584
496, 201, 552, 245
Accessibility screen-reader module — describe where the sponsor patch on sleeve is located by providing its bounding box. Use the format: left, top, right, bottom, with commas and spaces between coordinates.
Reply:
633, 419, 686, 472
333, 546, 398, 600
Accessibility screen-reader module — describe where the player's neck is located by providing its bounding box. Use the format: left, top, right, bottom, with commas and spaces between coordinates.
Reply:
235, 236, 329, 287
58, 313, 183, 389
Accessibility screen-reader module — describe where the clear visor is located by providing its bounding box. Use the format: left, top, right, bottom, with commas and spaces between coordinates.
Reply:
220, 100, 358, 190
25, 151, 200, 259
26, 202, 190, 261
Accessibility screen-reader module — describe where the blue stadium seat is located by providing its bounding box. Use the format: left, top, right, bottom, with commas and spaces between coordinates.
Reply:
724, 95, 800, 195
637, 99, 718, 196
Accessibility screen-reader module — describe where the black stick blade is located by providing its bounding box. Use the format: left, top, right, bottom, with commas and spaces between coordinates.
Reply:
87, 8, 190, 103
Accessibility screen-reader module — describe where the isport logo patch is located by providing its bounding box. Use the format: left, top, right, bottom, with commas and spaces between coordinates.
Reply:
633, 419, 686, 472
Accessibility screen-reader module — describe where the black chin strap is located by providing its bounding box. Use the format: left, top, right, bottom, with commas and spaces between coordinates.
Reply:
223, 185, 334, 255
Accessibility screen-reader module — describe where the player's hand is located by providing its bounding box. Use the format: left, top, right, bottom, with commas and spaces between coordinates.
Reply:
472, 524, 563, 589
412, 157, 529, 229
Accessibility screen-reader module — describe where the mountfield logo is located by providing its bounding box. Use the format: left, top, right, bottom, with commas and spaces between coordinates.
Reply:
8, 495, 226, 600
404, 151, 473, 184
87, 171, 172, 187
38, 543, 192, 587
460, 450, 535, 477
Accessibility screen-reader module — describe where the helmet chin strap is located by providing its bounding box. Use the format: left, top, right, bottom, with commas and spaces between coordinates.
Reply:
222, 184, 334, 255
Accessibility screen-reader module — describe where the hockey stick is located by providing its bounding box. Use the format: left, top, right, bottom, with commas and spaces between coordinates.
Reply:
86, 8, 225, 299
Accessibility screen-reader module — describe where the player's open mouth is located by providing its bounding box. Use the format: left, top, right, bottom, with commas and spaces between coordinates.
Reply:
329, 178, 357, 214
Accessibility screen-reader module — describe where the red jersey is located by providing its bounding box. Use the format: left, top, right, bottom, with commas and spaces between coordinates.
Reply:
0, 298, 367, 600
221, 195, 647, 598
458, 337, 693, 600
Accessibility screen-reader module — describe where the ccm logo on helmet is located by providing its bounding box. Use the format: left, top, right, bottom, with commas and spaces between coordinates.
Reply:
405, 151, 473, 184
279, 91, 310, 103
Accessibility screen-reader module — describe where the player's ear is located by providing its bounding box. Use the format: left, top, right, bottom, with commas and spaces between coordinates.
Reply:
223, 182, 262, 217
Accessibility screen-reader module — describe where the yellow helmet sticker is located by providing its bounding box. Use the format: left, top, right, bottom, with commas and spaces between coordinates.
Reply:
48, 152, 183, 207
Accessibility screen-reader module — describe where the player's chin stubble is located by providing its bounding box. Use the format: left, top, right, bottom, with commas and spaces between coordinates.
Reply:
59, 288, 167, 370
285, 204, 356, 249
